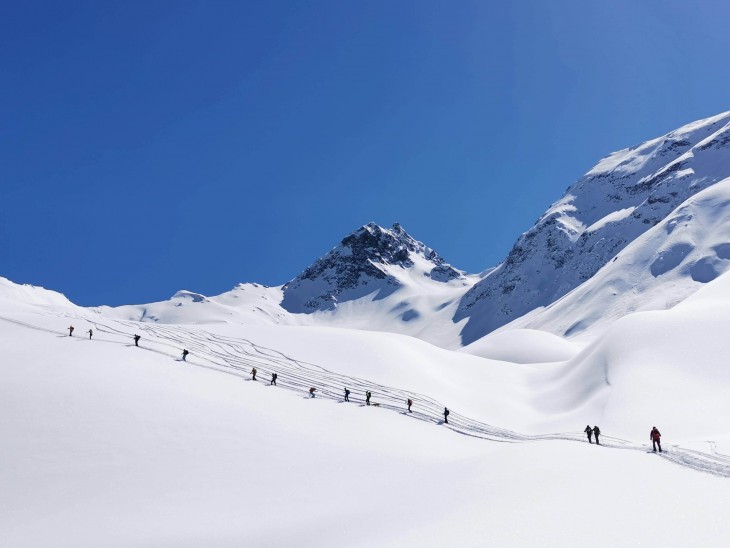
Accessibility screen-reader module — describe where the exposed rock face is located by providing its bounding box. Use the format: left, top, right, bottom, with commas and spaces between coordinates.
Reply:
456, 111, 730, 345
281, 222, 463, 312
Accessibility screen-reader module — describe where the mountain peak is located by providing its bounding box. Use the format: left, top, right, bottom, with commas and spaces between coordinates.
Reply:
281, 223, 463, 312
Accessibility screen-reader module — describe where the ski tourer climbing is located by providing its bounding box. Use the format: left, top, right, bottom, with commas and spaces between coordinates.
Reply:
133, 334, 140, 347
593, 425, 601, 445
584, 425, 593, 443
181, 349, 189, 362
251, 367, 257, 381
650, 427, 662, 453
309, 387, 316, 398
443, 407, 450, 424
87, 328, 93, 340
407, 398, 413, 413
365, 391, 371, 406
68, 326, 74, 336
344, 388, 350, 402
270, 373, 277, 386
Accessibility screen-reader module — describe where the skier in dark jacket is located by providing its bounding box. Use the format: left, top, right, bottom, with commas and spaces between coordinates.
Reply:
68, 326, 74, 336
250, 367, 257, 381
270, 373, 277, 386
87, 328, 93, 340
344, 388, 350, 402
593, 425, 601, 445
650, 427, 662, 452
584, 425, 593, 443
309, 387, 316, 398
407, 398, 413, 413
443, 407, 450, 424
181, 349, 189, 361
133, 334, 141, 347
365, 391, 371, 406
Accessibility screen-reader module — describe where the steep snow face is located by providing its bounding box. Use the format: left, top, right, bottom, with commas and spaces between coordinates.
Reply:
502, 178, 730, 339
456, 111, 730, 345
281, 222, 463, 312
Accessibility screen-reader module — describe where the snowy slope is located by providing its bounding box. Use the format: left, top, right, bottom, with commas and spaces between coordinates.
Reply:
457, 111, 730, 344
501, 176, 730, 339
3, 279, 730, 546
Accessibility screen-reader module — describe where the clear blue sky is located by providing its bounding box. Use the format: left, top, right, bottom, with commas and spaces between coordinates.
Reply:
2, 1, 729, 306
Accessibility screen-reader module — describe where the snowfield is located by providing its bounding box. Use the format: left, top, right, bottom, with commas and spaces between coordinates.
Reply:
2, 275, 730, 547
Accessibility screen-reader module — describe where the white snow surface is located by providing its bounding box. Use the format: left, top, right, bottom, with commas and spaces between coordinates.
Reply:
3, 276, 730, 546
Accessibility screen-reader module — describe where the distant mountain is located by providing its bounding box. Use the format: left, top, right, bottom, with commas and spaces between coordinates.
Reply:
456, 111, 730, 345
281, 222, 464, 313
92, 222, 476, 349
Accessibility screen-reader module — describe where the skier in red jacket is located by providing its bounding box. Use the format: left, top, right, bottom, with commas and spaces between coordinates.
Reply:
650, 427, 662, 453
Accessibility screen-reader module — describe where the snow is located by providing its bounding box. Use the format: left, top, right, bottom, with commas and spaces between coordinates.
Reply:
461, 328, 581, 363
584, 206, 636, 233
3, 275, 730, 546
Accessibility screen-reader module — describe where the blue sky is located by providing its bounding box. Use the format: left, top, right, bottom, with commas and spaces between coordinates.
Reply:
2, 1, 729, 306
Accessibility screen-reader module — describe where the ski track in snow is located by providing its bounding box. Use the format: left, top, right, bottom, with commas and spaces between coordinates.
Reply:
4, 312, 730, 479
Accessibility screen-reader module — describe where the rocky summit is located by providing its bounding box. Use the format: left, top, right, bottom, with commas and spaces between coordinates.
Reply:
281, 222, 463, 312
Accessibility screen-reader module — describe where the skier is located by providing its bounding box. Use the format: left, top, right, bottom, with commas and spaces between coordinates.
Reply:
365, 391, 371, 406
650, 426, 662, 453
251, 367, 257, 381
443, 407, 450, 424
309, 387, 316, 398
584, 425, 593, 443
407, 398, 413, 413
133, 334, 141, 347
593, 425, 601, 445
68, 325, 74, 336
344, 388, 350, 402
181, 349, 189, 362
270, 373, 277, 386
87, 328, 93, 340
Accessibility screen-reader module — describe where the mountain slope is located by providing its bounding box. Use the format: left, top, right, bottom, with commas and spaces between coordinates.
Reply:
456, 111, 730, 344
3, 270, 730, 546
501, 177, 730, 338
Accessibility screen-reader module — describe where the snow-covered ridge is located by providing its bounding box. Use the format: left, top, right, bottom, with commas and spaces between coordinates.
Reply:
0, 276, 75, 308
456, 111, 730, 344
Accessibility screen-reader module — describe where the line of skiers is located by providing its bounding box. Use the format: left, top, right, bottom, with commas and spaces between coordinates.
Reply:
248, 368, 450, 422
62, 326, 665, 448
67, 325, 144, 347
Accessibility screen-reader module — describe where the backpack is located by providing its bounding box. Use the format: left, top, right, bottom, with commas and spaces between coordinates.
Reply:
444, 409, 450, 416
